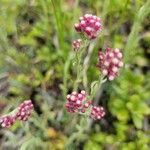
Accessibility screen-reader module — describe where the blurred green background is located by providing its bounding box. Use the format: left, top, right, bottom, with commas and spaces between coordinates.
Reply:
0, 0, 150, 150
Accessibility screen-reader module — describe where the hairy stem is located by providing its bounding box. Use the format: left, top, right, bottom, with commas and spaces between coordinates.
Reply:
73, 40, 89, 91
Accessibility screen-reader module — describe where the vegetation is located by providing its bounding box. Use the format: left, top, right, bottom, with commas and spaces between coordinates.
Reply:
0, 0, 150, 149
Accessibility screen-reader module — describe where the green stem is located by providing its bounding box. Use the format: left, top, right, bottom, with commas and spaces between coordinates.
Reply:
65, 117, 87, 149
51, 0, 65, 50
73, 40, 89, 91
90, 75, 106, 100
62, 52, 73, 99
74, 52, 81, 91
83, 42, 95, 90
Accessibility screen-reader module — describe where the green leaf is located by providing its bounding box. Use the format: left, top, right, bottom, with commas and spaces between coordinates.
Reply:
84, 140, 102, 150
132, 114, 143, 129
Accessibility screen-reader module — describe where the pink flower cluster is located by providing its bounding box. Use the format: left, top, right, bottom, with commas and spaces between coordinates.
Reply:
97, 48, 123, 80
72, 39, 82, 50
91, 106, 105, 120
65, 91, 105, 120
16, 100, 33, 121
0, 100, 33, 128
74, 14, 102, 39
65, 90, 87, 113
0, 115, 16, 128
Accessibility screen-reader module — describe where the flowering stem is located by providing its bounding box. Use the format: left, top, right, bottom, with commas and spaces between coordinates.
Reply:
65, 117, 88, 149
73, 39, 89, 91
90, 75, 106, 100
74, 52, 81, 91
83, 42, 95, 89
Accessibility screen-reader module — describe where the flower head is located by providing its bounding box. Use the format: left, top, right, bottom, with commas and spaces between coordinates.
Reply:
0, 100, 33, 128
0, 115, 16, 127
16, 100, 33, 121
90, 106, 105, 120
97, 48, 123, 80
74, 14, 102, 39
72, 39, 82, 50
65, 90, 86, 113
65, 91, 105, 120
